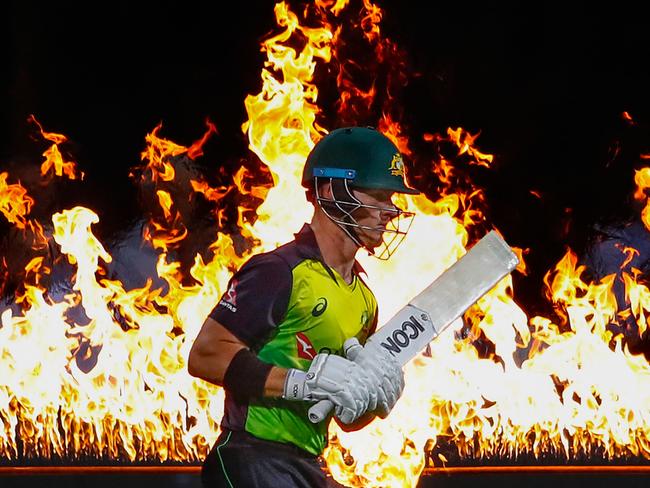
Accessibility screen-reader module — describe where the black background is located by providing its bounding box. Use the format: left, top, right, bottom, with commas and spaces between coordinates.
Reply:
4, 1, 650, 480
4, 0, 650, 308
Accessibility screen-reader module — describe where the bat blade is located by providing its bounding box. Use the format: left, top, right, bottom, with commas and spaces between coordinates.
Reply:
369, 230, 519, 366
307, 230, 519, 423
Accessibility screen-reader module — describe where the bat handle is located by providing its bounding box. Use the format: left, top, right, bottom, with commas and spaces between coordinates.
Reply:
308, 399, 333, 423
308, 339, 363, 423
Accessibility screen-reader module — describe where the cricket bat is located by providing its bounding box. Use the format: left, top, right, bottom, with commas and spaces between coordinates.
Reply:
308, 230, 519, 423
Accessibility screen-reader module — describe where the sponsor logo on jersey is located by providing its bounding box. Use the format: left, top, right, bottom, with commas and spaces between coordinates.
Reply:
296, 332, 317, 360
219, 279, 238, 312
359, 310, 372, 336
311, 297, 328, 317
360, 310, 369, 326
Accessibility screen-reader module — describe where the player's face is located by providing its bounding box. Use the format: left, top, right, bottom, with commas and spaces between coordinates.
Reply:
351, 188, 401, 248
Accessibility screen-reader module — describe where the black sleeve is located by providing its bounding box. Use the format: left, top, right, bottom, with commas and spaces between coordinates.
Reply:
209, 252, 292, 350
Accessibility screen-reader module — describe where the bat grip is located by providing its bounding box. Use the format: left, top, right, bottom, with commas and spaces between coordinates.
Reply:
308, 399, 333, 423
308, 340, 363, 423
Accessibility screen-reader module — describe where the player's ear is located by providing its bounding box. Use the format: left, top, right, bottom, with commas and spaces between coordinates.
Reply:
319, 180, 333, 199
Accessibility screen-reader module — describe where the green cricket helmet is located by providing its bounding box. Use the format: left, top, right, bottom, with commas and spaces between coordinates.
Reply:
302, 127, 418, 260
302, 126, 419, 194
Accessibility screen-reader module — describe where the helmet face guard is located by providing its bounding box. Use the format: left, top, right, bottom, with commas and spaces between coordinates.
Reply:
313, 176, 414, 260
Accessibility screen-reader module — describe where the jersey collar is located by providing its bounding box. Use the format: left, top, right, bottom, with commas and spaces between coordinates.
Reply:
294, 223, 367, 279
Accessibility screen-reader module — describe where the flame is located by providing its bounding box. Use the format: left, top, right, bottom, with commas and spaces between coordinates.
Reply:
187, 120, 218, 160
359, 0, 382, 43
447, 127, 494, 167
512, 247, 529, 276
0, 172, 48, 253
3, 2, 650, 487
240, 0, 333, 248
0, 172, 35, 229
28, 115, 84, 181
315, 0, 349, 16
0, 116, 243, 461
236, 2, 650, 486
136, 124, 185, 184
635, 168, 650, 231
616, 244, 640, 270
0, 199, 244, 460
134, 124, 219, 252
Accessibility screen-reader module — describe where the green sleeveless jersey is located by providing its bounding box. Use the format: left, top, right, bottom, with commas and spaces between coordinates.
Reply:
209, 224, 378, 455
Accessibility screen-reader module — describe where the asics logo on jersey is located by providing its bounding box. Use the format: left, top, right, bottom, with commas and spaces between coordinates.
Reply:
311, 297, 328, 317
296, 332, 316, 360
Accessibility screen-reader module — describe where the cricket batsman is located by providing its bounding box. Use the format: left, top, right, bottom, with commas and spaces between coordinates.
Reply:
188, 126, 419, 487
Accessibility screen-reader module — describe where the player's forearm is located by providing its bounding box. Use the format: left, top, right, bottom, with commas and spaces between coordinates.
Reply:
187, 341, 245, 386
189, 342, 288, 400
189, 318, 289, 399
264, 366, 289, 397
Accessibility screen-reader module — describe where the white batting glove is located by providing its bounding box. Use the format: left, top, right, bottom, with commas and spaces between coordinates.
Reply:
283, 352, 373, 424
344, 337, 405, 418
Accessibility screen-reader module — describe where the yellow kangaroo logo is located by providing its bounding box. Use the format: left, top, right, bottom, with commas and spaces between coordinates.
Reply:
389, 153, 404, 176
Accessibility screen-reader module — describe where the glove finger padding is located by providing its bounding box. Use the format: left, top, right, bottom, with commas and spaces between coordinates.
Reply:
335, 405, 359, 424
303, 353, 372, 424
343, 338, 379, 413
351, 340, 405, 417
378, 346, 405, 414
365, 360, 393, 412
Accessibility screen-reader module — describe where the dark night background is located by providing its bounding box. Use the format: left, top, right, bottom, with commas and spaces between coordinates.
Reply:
4, 0, 650, 304
3, 1, 650, 486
